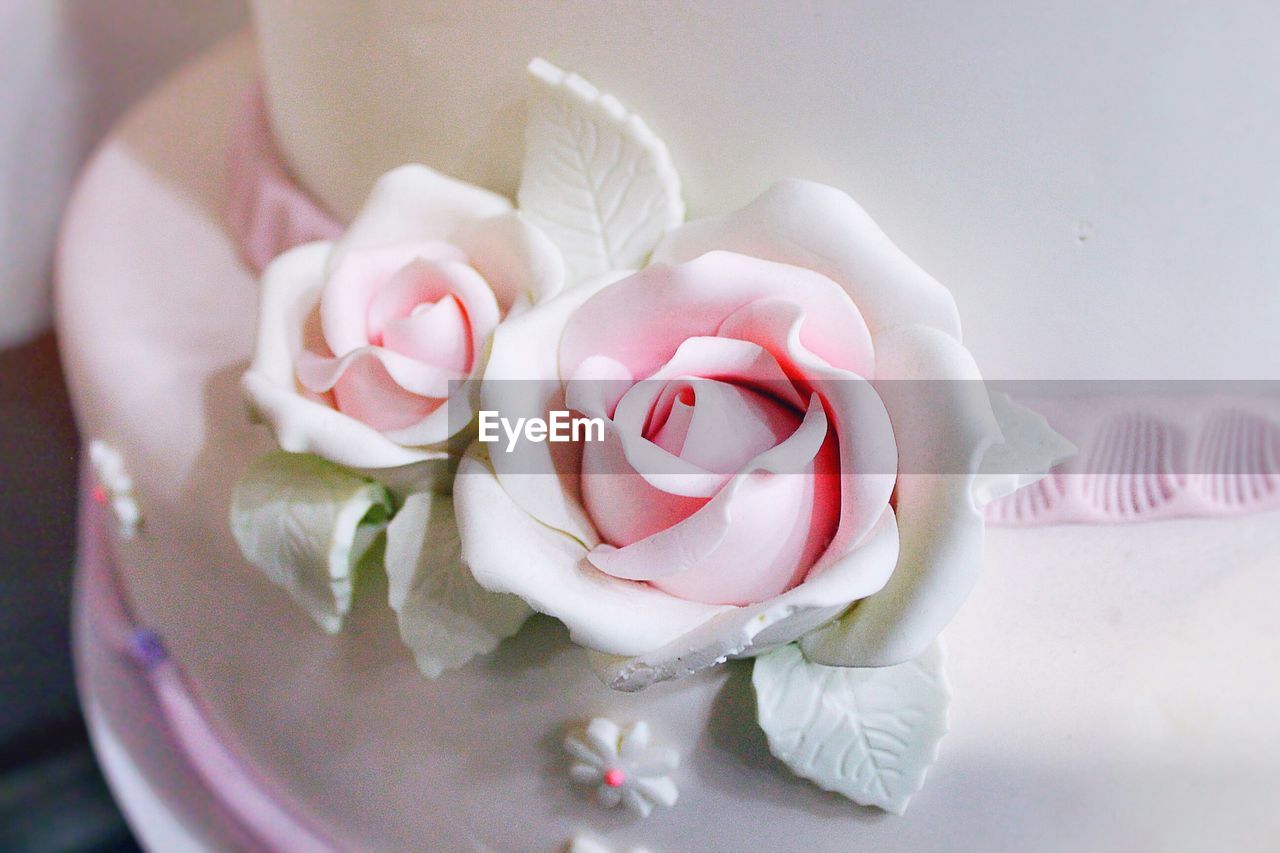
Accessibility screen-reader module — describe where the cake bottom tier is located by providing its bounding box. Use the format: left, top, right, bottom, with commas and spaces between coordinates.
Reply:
58, 34, 1280, 852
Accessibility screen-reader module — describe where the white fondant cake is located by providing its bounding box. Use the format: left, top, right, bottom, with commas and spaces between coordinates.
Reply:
59, 6, 1280, 851
251, 0, 1280, 382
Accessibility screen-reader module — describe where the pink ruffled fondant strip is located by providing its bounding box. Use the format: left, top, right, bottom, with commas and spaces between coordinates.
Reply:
78, 473, 335, 851
985, 396, 1280, 524
226, 84, 343, 273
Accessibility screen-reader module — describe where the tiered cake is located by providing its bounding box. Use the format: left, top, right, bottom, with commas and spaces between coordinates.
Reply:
60, 3, 1280, 850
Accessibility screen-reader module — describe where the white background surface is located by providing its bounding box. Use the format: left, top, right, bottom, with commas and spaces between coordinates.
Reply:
0, 0, 245, 348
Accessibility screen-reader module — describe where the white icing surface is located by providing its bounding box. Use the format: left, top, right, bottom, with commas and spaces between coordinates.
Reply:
249, 0, 1280, 381
59, 35, 1280, 852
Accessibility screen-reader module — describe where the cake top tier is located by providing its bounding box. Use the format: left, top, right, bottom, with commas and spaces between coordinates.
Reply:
250, 1, 1280, 380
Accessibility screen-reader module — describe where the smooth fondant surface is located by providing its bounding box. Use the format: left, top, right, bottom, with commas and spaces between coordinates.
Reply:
59, 36, 1280, 851
251, 0, 1280, 381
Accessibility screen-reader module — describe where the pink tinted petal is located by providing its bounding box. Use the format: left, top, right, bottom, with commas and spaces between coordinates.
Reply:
649, 379, 800, 475
591, 507, 900, 691
634, 336, 806, 410
588, 396, 835, 604
653, 435, 840, 604
652, 178, 960, 338
321, 242, 464, 356
455, 447, 733, 658
560, 251, 875, 382
581, 431, 709, 546
568, 361, 727, 502
296, 347, 464, 399
245, 242, 443, 473
480, 276, 631, 550
648, 390, 694, 455
574, 336, 805, 498
569, 334, 794, 429
718, 298, 897, 570
330, 354, 443, 432
366, 258, 459, 341
380, 377, 476, 448
427, 260, 502, 357
381, 295, 471, 373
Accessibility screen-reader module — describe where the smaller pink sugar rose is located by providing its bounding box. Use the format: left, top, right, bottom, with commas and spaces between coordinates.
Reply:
244, 165, 564, 481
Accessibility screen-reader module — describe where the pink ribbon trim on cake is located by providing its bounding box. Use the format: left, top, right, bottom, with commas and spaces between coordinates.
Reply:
227, 84, 343, 273
78, 473, 336, 852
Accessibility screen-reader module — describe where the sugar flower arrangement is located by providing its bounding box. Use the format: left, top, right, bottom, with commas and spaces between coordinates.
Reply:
232, 59, 1069, 813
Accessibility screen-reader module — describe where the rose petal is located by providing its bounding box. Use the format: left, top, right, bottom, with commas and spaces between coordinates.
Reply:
455, 444, 733, 656
381, 295, 470, 372
322, 242, 465, 357
590, 506, 900, 691
327, 353, 442, 432
633, 335, 806, 412
649, 432, 840, 605
481, 273, 628, 546
800, 324, 1000, 667
647, 389, 694, 455
380, 379, 479, 449
363, 254, 465, 341
242, 242, 443, 477
648, 378, 799, 475
586, 395, 832, 604
579, 428, 710, 546
652, 179, 961, 339
559, 251, 876, 382
296, 346, 465, 400
716, 297, 898, 571
570, 336, 807, 503
566, 354, 715, 543
340, 255, 500, 368
454, 211, 566, 312
328, 164, 511, 269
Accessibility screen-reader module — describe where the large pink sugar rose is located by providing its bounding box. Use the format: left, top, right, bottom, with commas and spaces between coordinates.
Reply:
565, 251, 892, 608
455, 179, 1002, 691
244, 165, 563, 480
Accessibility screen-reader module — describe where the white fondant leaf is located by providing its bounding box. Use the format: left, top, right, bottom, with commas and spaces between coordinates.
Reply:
518, 58, 684, 285
972, 392, 1076, 507
752, 640, 949, 814
385, 491, 532, 678
230, 452, 393, 633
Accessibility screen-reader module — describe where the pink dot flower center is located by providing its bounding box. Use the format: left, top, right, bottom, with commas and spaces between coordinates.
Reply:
603, 768, 626, 788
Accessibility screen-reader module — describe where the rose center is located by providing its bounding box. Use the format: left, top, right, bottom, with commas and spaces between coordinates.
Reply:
376, 293, 473, 374
642, 378, 802, 474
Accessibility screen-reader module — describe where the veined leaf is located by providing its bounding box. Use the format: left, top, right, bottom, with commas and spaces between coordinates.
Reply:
752, 640, 950, 814
230, 452, 392, 633
518, 58, 684, 284
385, 491, 531, 678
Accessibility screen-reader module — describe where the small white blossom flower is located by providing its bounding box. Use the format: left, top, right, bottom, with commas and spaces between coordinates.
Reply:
89, 440, 140, 539
567, 834, 654, 853
564, 718, 679, 818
